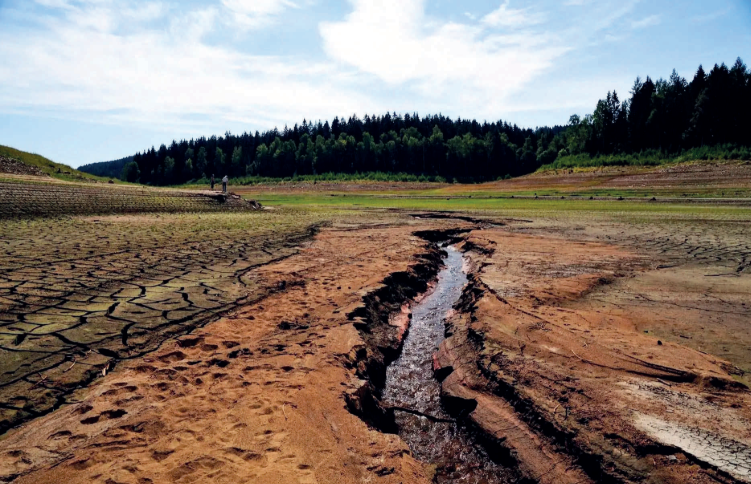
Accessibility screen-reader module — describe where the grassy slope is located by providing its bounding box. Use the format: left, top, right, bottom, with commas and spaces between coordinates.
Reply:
0, 145, 106, 182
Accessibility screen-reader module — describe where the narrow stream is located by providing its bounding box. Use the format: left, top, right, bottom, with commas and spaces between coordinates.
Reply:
382, 246, 513, 484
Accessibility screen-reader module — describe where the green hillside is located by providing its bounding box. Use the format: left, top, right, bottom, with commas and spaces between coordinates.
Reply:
0, 145, 105, 182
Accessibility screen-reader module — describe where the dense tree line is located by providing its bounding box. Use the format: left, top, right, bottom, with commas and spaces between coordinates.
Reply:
550, 59, 751, 162
78, 156, 133, 179
87, 58, 750, 185
123, 114, 548, 184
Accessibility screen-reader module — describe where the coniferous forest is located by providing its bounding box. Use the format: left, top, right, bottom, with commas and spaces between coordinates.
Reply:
91, 59, 751, 185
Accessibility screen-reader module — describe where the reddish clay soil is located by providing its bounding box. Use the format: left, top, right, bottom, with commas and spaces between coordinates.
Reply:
466, 161, 751, 193
1, 216, 750, 484
0, 225, 447, 484
436, 229, 751, 483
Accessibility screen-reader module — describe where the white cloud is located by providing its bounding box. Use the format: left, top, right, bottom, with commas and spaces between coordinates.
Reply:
0, 0, 376, 132
0, 0, 670, 141
221, 0, 298, 29
319, 0, 565, 117
631, 14, 661, 29
481, 1, 546, 28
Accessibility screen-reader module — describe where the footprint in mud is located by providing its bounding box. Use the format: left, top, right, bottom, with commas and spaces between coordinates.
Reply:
134, 365, 157, 374
208, 358, 230, 368
69, 458, 95, 470
102, 385, 138, 397
176, 336, 203, 348
101, 409, 127, 420
73, 404, 94, 415
200, 344, 219, 352
168, 456, 223, 481
158, 351, 186, 363
151, 450, 174, 462
152, 382, 172, 392
228, 348, 252, 358
49, 430, 72, 441
225, 447, 266, 463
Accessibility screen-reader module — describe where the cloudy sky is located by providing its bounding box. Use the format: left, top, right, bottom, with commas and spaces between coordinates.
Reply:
0, 0, 749, 167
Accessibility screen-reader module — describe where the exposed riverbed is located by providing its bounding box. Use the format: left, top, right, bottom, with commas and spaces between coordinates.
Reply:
382, 246, 513, 484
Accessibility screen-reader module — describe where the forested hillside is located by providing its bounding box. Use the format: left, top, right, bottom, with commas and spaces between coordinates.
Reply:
79, 156, 133, 179
99, 59, 750, 185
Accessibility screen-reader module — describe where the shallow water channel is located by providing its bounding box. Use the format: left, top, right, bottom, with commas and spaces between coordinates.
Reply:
382, 246, 513, 484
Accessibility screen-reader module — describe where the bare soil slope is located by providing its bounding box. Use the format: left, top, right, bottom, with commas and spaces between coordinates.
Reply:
463, 160, 751, 194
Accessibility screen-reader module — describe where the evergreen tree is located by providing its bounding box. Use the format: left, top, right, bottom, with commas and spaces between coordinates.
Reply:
121, 57, 750, 185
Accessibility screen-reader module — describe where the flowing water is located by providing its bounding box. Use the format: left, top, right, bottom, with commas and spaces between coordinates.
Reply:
382, 246, 513, 484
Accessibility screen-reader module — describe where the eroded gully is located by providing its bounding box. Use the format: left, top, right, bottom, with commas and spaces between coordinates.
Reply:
382, 246, 513, 484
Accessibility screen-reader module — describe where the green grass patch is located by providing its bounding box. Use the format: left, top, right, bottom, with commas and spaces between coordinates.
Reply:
0, 145, 108, 182
249, 193, 751, 218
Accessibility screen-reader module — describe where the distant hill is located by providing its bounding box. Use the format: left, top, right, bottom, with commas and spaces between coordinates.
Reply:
79, 156, 134, 179
0, 145, 102, 182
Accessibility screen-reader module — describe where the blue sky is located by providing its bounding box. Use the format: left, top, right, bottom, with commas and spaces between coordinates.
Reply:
0, 0, 749, 167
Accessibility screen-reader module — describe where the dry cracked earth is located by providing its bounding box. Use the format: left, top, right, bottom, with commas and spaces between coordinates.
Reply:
0, 208, 750, 484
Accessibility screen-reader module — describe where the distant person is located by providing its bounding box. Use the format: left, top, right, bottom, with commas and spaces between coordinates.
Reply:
210, 174, 215, 191
222, 175, 228, 193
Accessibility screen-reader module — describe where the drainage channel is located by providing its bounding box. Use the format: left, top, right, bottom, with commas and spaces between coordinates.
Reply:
382, 245, 514, 484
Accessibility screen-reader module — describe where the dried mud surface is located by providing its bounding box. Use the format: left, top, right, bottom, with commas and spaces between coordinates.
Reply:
435, 224, 751, 483
0, 213, 320, 436
0, 223, 457, 484
1, 207, 750, 484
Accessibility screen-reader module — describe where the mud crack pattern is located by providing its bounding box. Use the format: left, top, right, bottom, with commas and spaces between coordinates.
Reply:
0, 217, 318, 435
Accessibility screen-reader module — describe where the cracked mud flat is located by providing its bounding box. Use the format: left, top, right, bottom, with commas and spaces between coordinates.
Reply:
0, 212, 330, 435
635, 414, 751, 481
0, 205, 750, 484
0, 222, 462, 484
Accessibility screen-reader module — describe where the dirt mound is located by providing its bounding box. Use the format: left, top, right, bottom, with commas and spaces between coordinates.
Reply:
0, 156, 48, 177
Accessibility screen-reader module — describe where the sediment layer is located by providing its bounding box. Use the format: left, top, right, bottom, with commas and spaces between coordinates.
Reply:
434, 229, 751, 484
0, 182, 260, 218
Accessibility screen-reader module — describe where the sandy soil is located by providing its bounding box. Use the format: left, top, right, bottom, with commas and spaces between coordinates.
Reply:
1, 210, 749, 484
436, 228, 751, 483
0, 225, 446, 484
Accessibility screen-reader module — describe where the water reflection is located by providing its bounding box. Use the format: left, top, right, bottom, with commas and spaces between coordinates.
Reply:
382, 246, 512, 484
